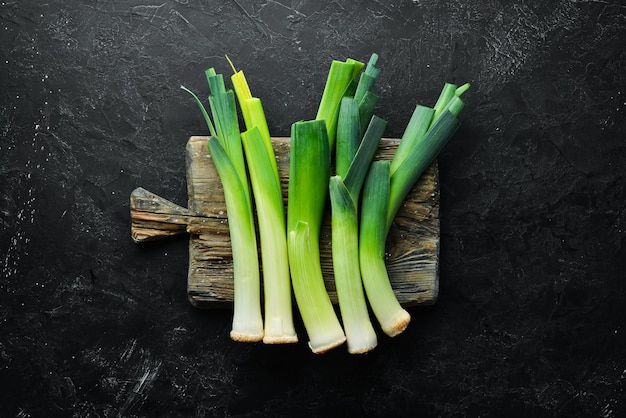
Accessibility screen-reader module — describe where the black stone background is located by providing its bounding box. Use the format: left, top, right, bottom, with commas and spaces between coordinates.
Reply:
1, 1, 625, 417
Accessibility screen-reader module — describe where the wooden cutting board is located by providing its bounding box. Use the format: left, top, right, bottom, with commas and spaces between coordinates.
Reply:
130, 136, 440, 308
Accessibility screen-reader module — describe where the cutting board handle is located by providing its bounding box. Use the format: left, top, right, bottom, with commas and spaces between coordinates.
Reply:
130, 187, 192, 243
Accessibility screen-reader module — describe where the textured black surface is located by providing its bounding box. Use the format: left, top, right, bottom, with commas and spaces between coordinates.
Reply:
2, 1, 626, 417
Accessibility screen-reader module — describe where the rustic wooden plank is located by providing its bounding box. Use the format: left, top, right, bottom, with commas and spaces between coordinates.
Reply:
185, 136, 439, 309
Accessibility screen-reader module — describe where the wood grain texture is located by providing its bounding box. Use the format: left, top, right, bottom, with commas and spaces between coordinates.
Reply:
130, 187, 193, 242
131, 136, 440, 309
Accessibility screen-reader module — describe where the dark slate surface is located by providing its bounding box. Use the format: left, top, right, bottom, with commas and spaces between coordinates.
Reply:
2, 1, 625, 417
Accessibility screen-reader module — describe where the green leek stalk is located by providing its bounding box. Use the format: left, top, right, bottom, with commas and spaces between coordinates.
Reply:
287, 120, 346, 353
389, 105, 435, 177
241, 128, 297, 344
334, 52, 383, 182
360, 82, 470, 336
354, 53, 381, 135
316, 59, 363, 151
354, 53, 380, 103
181, 70, 263, 342
432, 82, 457, 121
335, 97, 360, 178
387, 83, 470, 231
208, 138, 264, 341
330, 58, 386, 350
228, 57, 279, 184
329, 177, 377, 353
390, 83, 470, 180
359, 161, 410, 336
357, 91, 379, 137
205, 69, 249, 197
228, 58, 296, 344
387, 109, 460, 231
330, 112, 387, 353
343, 115, 387, 200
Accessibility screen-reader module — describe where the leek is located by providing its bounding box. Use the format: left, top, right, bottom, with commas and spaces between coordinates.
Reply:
287, 119, 346, 354
329, 55, 386, 352
330, 115, 386, 353
359, 161, 410, 336
329, 176, 377, 353
181, 70, 264, 342
334, 53, 383, 180
208, 138, 263, 341
241, 128, 297, 344
228, 58, 296, 344
361, 82, 470, 336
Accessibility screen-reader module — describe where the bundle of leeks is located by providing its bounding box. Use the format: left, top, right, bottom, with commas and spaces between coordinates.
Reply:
182, 54, 469, 354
